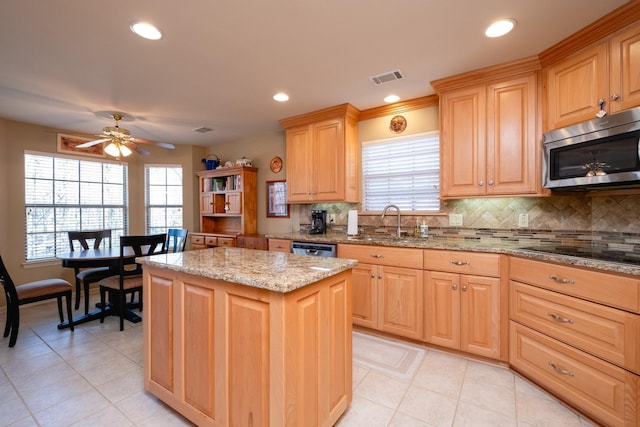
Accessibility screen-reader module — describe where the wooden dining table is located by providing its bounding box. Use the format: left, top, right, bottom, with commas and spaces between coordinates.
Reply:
56, 247, 140, 329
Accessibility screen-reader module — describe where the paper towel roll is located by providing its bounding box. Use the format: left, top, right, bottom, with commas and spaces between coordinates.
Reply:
347, 210, 358, 235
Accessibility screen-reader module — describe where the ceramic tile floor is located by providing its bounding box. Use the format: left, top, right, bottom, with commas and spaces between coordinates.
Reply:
0, 294, 600, 427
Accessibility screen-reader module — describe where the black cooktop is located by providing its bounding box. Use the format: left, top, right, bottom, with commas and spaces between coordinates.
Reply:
520, 245, 640, 265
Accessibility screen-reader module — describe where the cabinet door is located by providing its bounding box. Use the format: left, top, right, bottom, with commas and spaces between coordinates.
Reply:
486, 74, 538, 195
268, 239, 291, 253
424, 271, 460, 349
200, 194, 213, 214
351, 263, 377, 329
313, 118, 345, 201
460, 275, 501, 358
610, 23, 640, 113
285, 125, 314, 202
225, 192, 242, 214
544, 42, 608, 130
440, 86, 487, 197
378, 266, 423, 339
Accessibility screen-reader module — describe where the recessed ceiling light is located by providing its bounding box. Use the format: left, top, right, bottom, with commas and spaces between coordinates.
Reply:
484, 19, 516, 38
384, 95, 400, 103
130, 21, 163, 40
273, 93, 289, 102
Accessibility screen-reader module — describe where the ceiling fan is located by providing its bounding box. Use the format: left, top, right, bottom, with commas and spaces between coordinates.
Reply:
76, 113, 175, 158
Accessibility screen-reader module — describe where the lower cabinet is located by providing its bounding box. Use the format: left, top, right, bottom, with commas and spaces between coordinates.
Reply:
338, 244, 423, 340
425, 271, 501, 359
268, 238, 291, 253
190, 233, 236, 250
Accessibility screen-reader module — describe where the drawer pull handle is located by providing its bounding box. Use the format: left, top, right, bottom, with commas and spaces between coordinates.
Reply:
547, 313, 574, 324
449, 260, 469, 266
548, 275, 575, 284
548, 361, 574, 377
370, 254, 384, 258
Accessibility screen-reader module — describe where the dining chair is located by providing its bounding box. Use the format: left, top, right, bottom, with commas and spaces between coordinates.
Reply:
0, 255, 73, 347
68, 230, 116, 314
98, 233, 166, 331
166, 228, 188, 252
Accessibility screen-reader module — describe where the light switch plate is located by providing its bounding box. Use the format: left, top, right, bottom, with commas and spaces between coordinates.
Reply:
518, 213, 529, 228
449, 213, 463, 226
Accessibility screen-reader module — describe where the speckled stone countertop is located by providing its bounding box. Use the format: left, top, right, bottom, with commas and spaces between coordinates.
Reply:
137, 247, 358, 293
267, 232, 640, 276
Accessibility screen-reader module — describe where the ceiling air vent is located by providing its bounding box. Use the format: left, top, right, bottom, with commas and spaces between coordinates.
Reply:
370, 69, 404, 85
193, 126, 214, 133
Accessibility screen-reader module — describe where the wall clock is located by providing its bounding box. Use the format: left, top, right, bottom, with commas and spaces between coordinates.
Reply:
270, 156, 283, 173
389, 115, 407, 134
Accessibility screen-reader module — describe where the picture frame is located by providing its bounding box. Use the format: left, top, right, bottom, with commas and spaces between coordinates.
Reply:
57, 133, 105, 157
266, 180, 289, 218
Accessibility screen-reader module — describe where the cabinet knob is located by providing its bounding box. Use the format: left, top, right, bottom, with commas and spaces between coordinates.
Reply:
611, 93, 619, 101
488, 180, 494, 186
478, 180, 484, 186
452, 284, 457, 290
378, 274, 383, 279
462, 285, 467, 291
370, 273, 375, 278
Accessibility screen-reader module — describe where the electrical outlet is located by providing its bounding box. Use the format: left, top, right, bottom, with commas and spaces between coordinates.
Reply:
518, 213, 529, 228
329, 213, 336, 223
449, 213, 463, 227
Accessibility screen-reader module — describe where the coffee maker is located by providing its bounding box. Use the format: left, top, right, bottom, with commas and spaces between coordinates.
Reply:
309, 210, 327, 234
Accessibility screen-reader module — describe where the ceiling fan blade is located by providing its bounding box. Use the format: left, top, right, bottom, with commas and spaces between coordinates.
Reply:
134, 137, 176, 149
123, 140, 150, 155
75, 138, 110, 148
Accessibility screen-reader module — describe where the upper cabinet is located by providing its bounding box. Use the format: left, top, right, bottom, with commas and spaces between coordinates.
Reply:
280, 103, 360, 203
543, 21, 640, 131
432, 58, 541, 198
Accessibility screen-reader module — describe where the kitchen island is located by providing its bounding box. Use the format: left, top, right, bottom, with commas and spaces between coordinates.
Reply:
137, 247, 357, 427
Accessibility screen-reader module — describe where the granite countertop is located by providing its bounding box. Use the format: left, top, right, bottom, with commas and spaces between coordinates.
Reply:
137, 247, 358, 293
267, 232, 640, 277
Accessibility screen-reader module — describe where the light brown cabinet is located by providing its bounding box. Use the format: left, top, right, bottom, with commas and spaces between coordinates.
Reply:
544, 22, 640, 131
435, 70, 540, 198
424, 250, 506, 360
268, 238, 291, 253
338, 244, 423, 340
280, 104, 360, 203
192, 166, 257, 250
509, 256, 640, 426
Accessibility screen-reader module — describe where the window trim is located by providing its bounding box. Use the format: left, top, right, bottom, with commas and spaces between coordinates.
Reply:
144, 163, 184, 235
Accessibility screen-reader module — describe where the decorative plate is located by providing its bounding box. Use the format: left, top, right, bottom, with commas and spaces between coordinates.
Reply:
270, 156, 283, 173
389, 115, 407, 134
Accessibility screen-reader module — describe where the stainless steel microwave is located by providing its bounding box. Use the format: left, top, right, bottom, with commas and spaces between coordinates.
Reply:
543, 107, 640, 191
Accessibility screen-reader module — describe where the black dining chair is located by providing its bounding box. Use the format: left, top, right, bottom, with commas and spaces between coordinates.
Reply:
166, 228, 188, 252
0, 255, 74, 347
68, 230, 117, 314
98, 233, 166, 331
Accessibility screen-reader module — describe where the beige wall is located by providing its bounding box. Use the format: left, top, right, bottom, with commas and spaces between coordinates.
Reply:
0, 118, 202, 286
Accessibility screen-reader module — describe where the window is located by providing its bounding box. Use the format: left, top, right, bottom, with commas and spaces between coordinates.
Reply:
24, 152, 128, 261
145, 165, 183, 234
362, 131, 440, 212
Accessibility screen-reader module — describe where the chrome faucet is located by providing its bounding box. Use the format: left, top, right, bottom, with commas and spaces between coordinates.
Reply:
381, 204, 402, 238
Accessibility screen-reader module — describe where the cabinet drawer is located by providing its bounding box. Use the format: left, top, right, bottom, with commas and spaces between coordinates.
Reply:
217, 237, 236, 247
268, 239, 291, 253
510, 322, 638, 427
191, 235, 205, 245
510, 257, 640, 313
424, 250, 500, 276
511, 281, 640, 373
205, 236, 218, 246
338, 244, 423, 269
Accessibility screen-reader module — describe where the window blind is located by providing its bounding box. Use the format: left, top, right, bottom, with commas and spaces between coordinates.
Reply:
24, 152, 128, 260
145, 165, 183, 235
362, 131, 440, 212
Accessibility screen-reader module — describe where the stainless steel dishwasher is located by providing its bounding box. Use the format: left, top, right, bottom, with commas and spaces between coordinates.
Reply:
291, 241, 337, 257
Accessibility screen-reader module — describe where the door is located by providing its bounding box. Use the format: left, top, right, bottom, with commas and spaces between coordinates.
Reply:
424, 271, 460, 349
225, 192, 242, 214
610, 23, 640, 113
378, 266, 423, 339
286, 125, 314, 202
313, 118, 345, 201
440, 86, 487, 197
460, 275, 501, 358
486, 74, 538, 195
351, 263, 377, 329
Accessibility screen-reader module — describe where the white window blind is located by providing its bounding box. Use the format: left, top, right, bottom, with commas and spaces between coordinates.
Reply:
362, 130, 440, 212
24, 152, 128, 260
145, 165, 183, 234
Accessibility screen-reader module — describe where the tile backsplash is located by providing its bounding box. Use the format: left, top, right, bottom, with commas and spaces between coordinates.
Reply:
290, 194, 640, 243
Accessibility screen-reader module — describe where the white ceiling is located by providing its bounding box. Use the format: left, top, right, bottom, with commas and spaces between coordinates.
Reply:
0, 0, 629, 147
